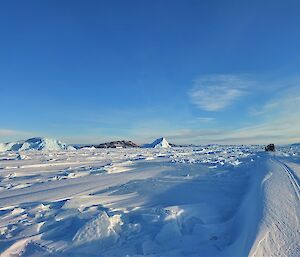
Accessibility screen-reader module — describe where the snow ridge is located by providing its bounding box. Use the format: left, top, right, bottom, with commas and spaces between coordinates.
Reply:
0, 137, 75, 152
143, 137, 171, 148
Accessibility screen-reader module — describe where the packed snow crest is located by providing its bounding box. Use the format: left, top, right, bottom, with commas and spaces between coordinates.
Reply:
0, 137, 75, 152
143, 137, 171, 148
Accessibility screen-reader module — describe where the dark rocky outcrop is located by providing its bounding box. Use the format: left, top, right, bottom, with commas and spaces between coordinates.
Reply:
95, 140, 139, 148
77, 140, 140, 149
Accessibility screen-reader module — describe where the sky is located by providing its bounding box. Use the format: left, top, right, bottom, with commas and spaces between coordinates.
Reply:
1, 0, 300, 145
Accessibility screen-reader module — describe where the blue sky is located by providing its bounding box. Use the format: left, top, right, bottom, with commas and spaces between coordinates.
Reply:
1, 0, 300, 144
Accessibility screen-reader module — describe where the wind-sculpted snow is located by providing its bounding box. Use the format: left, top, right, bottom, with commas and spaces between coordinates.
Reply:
0, 146, 299, 257
169, 145, 257, 167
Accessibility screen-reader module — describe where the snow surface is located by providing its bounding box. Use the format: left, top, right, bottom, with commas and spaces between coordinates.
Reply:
143, 138, 171, 148
0, 145, 299, 257
0, 138, 75, 152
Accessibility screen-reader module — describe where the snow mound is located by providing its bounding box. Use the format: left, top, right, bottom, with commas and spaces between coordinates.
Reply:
143, 137, 171, 148
0, 137, 75, 152
73, 211, 122, 247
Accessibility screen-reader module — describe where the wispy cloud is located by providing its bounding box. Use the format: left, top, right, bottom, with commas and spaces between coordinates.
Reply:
249, 86, 300, 116
187, 117, 215, 124
195, 117, 215, 122
186, 84, 300, 144
189, 74, 251, 111
248, 102, 279, 116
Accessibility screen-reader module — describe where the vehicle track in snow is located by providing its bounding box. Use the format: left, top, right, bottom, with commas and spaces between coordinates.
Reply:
273, 158, 300, 201
248, 157, 300, 257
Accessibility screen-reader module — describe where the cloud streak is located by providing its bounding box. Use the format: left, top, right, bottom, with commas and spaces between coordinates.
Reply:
189, 74, 251, 111
0, 129, 28, 137
0, 129, 32, 142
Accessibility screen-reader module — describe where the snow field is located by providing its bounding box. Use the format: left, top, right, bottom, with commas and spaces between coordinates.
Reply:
0, 146, 299, 257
